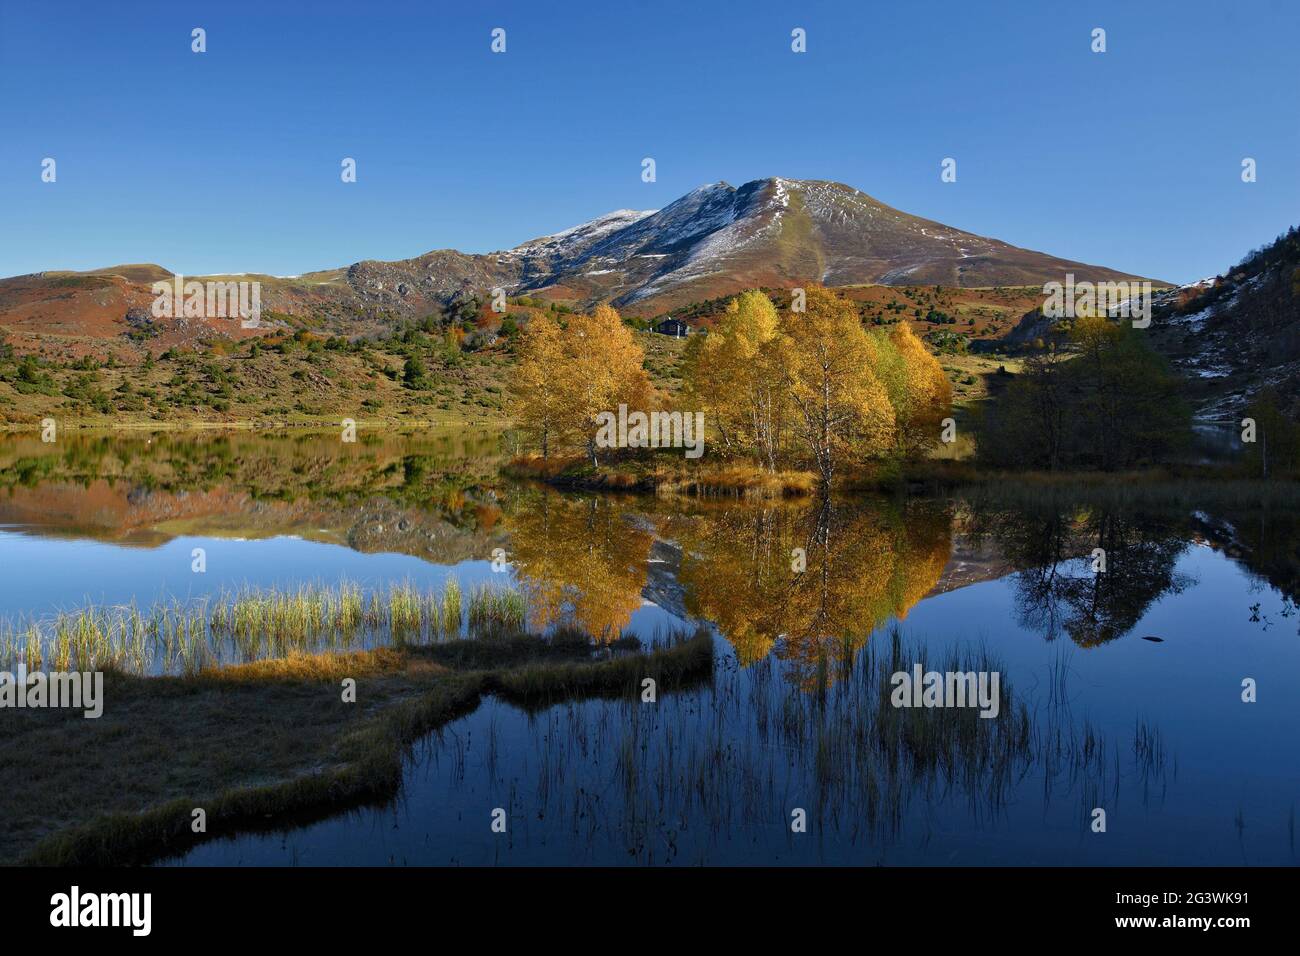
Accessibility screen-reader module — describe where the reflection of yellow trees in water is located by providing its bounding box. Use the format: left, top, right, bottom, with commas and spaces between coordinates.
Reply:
669, 504, 795, 665
669, 498, 952, 685
503, 489, 952, 674
504, 491, 652, 641
891, 510, 954, 620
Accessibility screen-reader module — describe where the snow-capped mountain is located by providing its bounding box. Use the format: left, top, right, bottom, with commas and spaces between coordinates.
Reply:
340, 177, 1154, 315
0, 178, 1157, 351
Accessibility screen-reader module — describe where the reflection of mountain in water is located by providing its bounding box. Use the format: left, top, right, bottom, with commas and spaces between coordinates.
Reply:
0, 429, 510, 561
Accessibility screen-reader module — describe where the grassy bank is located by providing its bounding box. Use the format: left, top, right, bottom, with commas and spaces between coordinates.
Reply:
504, 452, 1300, 500
9, 629, 714, 866
504, 453, 819, 498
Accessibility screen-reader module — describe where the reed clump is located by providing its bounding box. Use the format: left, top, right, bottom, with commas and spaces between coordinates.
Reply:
0, 578, 532, 677
467, 581, 525, 638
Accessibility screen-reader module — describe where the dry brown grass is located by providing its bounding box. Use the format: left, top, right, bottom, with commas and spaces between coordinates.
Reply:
650, 463, 818, 498
505, 454, 817, 497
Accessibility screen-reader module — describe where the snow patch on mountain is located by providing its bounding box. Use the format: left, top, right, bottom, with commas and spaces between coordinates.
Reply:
619, 181, 787, 301
508, 208, 655, 259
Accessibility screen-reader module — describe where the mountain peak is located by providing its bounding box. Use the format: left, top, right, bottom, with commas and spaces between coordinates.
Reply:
3, 178, 1158, 339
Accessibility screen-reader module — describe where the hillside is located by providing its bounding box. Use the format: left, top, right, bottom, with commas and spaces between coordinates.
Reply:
0, 278, 1051, 428
986, 226, 1300, 421
1147, 226, 1300, 420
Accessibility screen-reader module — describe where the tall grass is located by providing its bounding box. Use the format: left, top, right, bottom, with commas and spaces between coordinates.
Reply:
441, 576, 462, 636
0, 578, 531, 677
467, 582, 525, 638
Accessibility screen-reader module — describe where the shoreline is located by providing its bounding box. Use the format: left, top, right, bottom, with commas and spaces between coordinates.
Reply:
13, 631, 714, 867
504, 453, 1298, 498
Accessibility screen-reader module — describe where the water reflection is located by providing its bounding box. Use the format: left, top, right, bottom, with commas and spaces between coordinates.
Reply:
504, 490, 652, 641
968, 505, 1193, 646
2, 431, 1299, 660
0, 429, 507, 555
4, 433, 1300, 865
660, 497, 950, 685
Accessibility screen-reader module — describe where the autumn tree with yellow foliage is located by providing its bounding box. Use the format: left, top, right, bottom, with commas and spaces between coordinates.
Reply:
873, 320, 953, 458
510, 304, 654, 465
681, 290, 787, 469
782, 287, 896, 484
561, 305, 654, 465
513, 287, 950, 484
684, 286, 952, 482
510, 315, 566, 459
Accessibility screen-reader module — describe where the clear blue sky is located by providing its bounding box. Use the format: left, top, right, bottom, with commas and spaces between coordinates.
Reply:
1, 0, 1296, 283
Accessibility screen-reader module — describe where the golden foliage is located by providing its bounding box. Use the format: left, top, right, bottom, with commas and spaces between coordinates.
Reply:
782, 287, 896, 482
682, 290, 785, 466
509, 314, 566, 458
515, 287, 953, 483
880, 320, 953, 457
510, 305, 654, 463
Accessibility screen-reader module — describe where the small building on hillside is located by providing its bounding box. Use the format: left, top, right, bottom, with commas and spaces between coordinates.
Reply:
653, 317, 692, 338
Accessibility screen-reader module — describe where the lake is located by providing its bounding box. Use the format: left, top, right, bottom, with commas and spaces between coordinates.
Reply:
1, 430, 1296, 865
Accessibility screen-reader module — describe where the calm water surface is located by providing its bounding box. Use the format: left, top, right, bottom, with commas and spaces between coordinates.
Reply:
1, 432, 1296, 865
